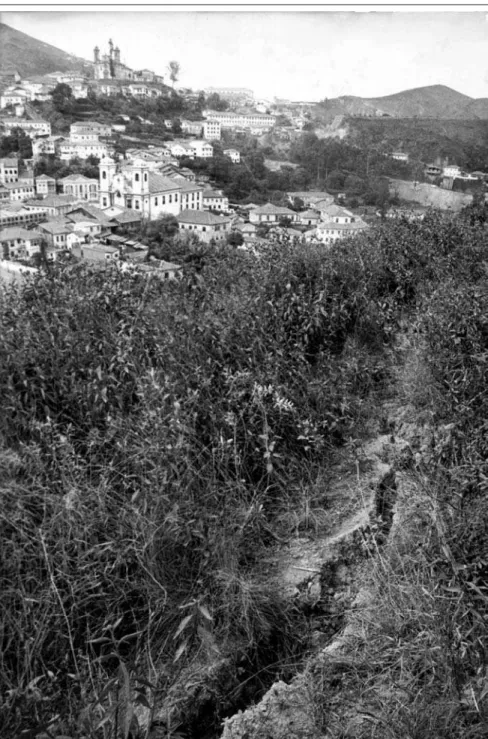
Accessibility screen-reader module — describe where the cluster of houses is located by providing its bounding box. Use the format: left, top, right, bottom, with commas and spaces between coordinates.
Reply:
231, 191, 369, 247
390, 151, 487, 190
0, 70, 90, 111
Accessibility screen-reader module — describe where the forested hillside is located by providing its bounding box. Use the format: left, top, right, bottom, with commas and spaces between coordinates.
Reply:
2, 204, 488, 737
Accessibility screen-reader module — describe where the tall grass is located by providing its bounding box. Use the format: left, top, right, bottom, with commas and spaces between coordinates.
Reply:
2, 209, 487, 736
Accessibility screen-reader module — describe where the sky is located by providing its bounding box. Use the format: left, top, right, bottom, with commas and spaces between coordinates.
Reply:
2, 7, 488, 101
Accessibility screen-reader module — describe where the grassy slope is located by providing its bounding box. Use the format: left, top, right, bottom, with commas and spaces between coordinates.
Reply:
0, 22, 89, 77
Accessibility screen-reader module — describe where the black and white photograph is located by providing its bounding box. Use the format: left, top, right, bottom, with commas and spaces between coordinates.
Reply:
2, 5, 488, 738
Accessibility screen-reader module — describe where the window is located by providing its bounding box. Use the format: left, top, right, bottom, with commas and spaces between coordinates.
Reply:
202, 226, 206, 232
102, 171, 107, 180
135, 173, 140, 182
144, 173, 148, 182
135, 200, 140, 210
169, 195, 172, 203
162, 196, 165, 204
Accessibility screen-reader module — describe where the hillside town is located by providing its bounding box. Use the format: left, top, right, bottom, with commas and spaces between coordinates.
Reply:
6, 14, 488, 739
1, 36, 488, 277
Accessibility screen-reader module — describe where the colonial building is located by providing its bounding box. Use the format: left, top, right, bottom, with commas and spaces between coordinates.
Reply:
0, 202, 48, 228
93, 40, 163, 85
203, 119, 221, 140
177, 209, 232, 243
24, 194, 81, 217
59, 140, 110, 162
0, 158, 18, 184
249, 202, 299, 224
70, 121, 112, 140
309, 205, 369, 244
202, 188, 229, 213
3, 181, 36, 202
0, 118, 51, 138
0, 227, 43, 259
35, 174, 57, 197
189, 140, 213, 159
203, 110, 276, 132
179, 181, 204, 212
59, 174, 99, 202
0, 88, 29, 109
99, 157, 184, 219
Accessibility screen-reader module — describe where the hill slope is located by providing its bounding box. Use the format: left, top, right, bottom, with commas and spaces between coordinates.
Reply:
0, 22, 90, 78
316, 85, 488, 122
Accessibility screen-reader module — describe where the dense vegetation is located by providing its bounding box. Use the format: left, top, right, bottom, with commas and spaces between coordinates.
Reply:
2, 205, 488, 737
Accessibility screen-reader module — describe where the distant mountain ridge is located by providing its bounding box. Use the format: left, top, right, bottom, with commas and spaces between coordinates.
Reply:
317, 85, 488, 121
0, 22, 90, 78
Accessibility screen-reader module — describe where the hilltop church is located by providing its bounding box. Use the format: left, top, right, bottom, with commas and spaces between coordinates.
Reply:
93, 40, 164, 84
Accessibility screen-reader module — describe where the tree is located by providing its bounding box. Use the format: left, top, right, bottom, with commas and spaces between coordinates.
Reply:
143, 214, 180, 247
167, 61, 181, 88
205, 93, 229, 112
227, 231, 244, 247
50, 83, 74, 114
0, 129, 32, 159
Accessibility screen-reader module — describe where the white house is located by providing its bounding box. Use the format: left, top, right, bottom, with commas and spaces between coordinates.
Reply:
391, 152, 409, 163
249, 202, 299, 224
59, 141, 109, 161
59, 174, 99, 202
310, 205, 369, 244
0, 88, 29, 109
35, 174, 57, 197
223, 148, 240, 164
177, 209, 232, 243
203, 119, 221, 140
443, 164, 462, 178
0, 118, 51, 138
0, 158, 19, 184
0, 227, 43, 259
3, 181, 36, 202
189, 140, 213, 159
202, 188, 229, 212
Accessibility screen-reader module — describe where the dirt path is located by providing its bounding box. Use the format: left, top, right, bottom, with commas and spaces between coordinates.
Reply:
260, 429, 396, 599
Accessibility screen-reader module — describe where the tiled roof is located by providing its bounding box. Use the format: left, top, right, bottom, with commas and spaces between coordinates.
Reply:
178, 209, 231, 226
60, 174, 97, 183
318, 204, 353, 217
26, 195, 78, 208
203, 189, 225, 198
0, 227, 42, 241
0, 158, 18, 167
66, 204, 112, 226
252, 202, 296, 216
319, 219, 368, 231
108, 210, 142, 224
299, 210, 320, 219
36, 174, 56, 181
176, 181, 203, 193
148, 173, 181, 194
39, 221, 73, 235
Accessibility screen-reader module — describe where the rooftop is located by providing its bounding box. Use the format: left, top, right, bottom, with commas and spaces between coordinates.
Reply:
0, 158, 18, 167
26, 195, 78, 208
0, 227, 42, 241
252, 202, 296, 216
178, 209, 231, 226
38, 220, 73, 235
148, 173, 182, 194
60, 174, 98, 184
